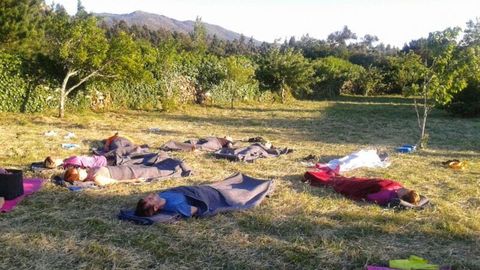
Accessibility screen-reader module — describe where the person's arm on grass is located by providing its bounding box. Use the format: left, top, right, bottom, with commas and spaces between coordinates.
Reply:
190, 206, 198, 216
93, 175, 146, 186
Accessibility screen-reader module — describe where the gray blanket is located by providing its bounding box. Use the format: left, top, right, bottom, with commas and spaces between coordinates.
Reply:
161, 137, 230, 152
107, 153, 192, 181
118, 173, 274, 224
214, 143, 292, 162
114, 151, 170, 166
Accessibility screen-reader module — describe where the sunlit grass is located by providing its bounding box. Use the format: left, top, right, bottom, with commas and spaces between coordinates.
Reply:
0, 97, 479, 269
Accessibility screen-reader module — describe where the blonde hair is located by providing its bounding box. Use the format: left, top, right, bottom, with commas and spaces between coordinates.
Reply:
401, 190, 420, 205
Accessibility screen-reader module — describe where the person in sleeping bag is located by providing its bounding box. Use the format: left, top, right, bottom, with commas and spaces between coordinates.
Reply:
135, 192, 199, 217
63, 155, 191, 186
304, 169, 421, 206
103, 132, 135, 152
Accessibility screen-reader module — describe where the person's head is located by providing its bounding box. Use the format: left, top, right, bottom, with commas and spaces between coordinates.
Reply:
400, 189, 420, 205
224, 136, 233, 143
63, 167, 88, 184
135, 193, 166, 217
264, 141, 272, 149
44, 156, 63, 169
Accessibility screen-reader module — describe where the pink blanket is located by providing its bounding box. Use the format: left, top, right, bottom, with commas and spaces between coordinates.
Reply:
1, 178, 44, 213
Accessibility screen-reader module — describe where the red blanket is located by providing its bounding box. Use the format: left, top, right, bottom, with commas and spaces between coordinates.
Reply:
304, 167, 403, 201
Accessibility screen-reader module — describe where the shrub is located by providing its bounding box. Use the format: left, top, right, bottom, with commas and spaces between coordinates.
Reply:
0, 52, 56, 112
311, 56, 365, 98
445, 80, 480, 117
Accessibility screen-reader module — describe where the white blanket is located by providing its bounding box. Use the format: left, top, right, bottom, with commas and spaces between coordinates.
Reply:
326, 149, 390, 172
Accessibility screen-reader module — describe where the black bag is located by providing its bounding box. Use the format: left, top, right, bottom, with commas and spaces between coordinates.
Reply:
0, 169, 24, 200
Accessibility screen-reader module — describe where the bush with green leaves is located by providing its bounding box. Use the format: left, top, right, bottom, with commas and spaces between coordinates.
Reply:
195, 54, 227, 103
311, 56, 365, 98
210, 56, 259, 107
445, 80, 480, 117
0, 52, 56, 112
255, 47, 314, 102
86, 81, 161, 111
356, 67, 386, 96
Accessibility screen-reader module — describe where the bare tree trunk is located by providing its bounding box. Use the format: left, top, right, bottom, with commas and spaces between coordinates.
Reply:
59, 91, 65, 118
58, 69, 98, 118
417, 85, 430, 149
58, 70, 75, 118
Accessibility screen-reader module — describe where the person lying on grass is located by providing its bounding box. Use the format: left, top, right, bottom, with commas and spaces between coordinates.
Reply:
44, 155, 108, 169
130, 173, 274, 220
63, 155, 192, 187
64, 166, 146, 186
135, 192, 199, 217
103, 132, 136, 152
304, 168, 421, 206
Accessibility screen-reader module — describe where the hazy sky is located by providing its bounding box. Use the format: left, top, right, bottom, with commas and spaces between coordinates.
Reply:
47, 0, 479, 47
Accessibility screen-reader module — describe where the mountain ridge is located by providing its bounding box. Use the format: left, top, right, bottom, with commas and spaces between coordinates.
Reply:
96, 10, 257, 42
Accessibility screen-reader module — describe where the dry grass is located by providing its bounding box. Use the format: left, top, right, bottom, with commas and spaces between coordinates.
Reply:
0, 96, 479, 269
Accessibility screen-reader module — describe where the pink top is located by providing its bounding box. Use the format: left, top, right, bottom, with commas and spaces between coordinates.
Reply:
366, 185, 402, 205
63, 155, 107, 169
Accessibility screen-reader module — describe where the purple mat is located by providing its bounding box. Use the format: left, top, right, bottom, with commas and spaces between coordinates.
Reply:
1, 178, 44, 212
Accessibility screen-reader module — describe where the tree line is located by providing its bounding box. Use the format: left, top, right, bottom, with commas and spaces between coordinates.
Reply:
1, 1, 480, 144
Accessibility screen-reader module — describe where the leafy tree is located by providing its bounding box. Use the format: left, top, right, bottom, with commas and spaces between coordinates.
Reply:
256, 47, 314, 102
461, 18, 480, 46
221, 56, 257, 108
208, 35, 226, 56
401, 28, 470, 148
0, 0, 46, 55
46, 10, 145, 117
357, 67, 385, 96
195, 54, 226, 103
191, 17, 207, 53
311, 56, 365, 97
327, 26, 357, 46
361, 34, 379, 49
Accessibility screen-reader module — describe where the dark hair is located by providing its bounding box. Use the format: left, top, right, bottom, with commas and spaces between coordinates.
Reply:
135, 198, 157, 217
64, 167, 79, 184
44, 156, 56, 169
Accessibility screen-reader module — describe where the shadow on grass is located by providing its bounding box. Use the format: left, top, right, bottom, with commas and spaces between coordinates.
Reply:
114, 98, 478, 153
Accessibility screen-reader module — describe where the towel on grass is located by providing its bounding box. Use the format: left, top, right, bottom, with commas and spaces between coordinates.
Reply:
1, 178, 44, 212
214, 143, 292, 162
118, 173, 274, 225
160, 137, 231, 152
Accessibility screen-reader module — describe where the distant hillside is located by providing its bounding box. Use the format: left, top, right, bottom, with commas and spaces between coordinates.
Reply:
96, 10, 255, 42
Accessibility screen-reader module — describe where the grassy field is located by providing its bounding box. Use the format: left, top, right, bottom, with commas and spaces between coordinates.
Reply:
0, 96, 479, 269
